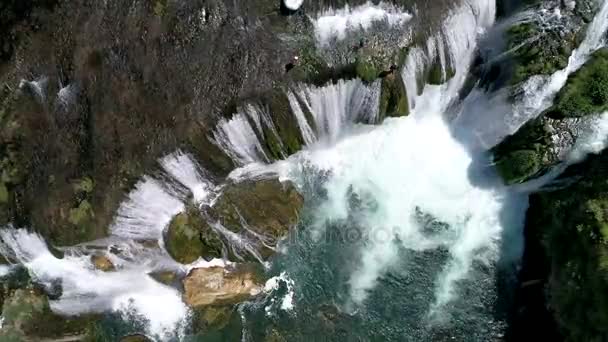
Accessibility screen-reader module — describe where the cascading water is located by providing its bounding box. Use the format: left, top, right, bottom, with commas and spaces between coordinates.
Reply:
3, 0, 608, 340
312, 2, 412, 46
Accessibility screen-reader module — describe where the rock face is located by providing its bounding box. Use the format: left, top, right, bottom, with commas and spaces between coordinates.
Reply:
493, 49, 608, 184
166, 206, 223, 264
212, 179, 304, 244
183, 266, 263, 308
520, 150, 608, 341
165, 178, 304, 263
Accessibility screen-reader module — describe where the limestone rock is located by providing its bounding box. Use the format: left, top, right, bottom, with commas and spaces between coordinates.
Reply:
90, 254, 115, 272
183, 266, 263, 308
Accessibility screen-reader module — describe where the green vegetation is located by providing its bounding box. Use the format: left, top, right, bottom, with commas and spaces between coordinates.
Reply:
526, 150, 608, 341
546, 49, 608, 118
152, 0, 167, 17
492, 117, 552, 184
355, 58, 379, 83
507, 22, 573, 85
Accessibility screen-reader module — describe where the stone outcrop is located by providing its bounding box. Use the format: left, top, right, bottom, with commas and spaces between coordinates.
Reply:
182, 265, 263, 308
165, 178, 304, 263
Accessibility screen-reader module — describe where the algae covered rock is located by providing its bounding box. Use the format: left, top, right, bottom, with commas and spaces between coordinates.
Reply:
165, 178, 304, 263
165, 206, 223, 264
182, 265, 263, 308
0, 286, 97, 341
492, 117, 554, 184
545, 49, 608, 118
379, 72, 409, 120
212, 179, 304, 248
491, 46, 608, 187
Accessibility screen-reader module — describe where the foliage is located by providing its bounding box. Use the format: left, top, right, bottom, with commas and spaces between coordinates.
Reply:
526, 150, 608, 341
547, 49, 608, 118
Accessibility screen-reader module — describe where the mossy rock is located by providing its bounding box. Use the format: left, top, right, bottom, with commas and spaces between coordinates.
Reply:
68, 199, 95, 226
0, 287, 98, 340
355, 58, 379, 83
545, 49, 608, 118
213, 179, 303, 240
525, 150, 608, 341
506, 20, 579, 85
495, 149, 542, 184
73, 177, 95, 194
165, 206, 223, 264
0, 182, 8, 204
91, 254, 115, 272
492, 117, 552, 184
379, 73, 409, 120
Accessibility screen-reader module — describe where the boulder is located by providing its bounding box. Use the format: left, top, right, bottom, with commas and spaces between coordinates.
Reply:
211, 179, 304, 259
165, 178, 304, 263
182, 265, 263, 308
165, 207, 223, 264
91, 254, 115, 272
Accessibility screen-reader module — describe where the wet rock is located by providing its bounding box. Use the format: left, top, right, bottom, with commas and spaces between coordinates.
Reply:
182, 265, 263, 308
193, 305, 235, 331
0, 287, 97, 340
493, 49, 608, 184
165, 205, 224, 264
149, 270, 180, 287
379, 71, 409, 120
120, 334, 153, 342
211, 178, 304, 259
522, 149, 608, 341
90, 254, 115, 272
545, 49, 608, 118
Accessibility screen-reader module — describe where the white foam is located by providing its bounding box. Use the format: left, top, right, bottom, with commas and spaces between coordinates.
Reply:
264, 272, 296, 314
110, 176, 184, 241
0, 265, 10, 277
313, 2, 412, 45
0, 229, 189, 339
212, 114, 269, 165
160, 151, 212, 204
284, 0, 303, 11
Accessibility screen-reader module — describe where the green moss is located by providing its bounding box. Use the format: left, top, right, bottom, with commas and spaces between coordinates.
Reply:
152, 0, 167, 17
506, 21, 579, 85
495, 149, 542, 184
526, 150, 608, 341
0, 182, 8, 204
355, 58, 379, 83
546, 49, 608, 118
73, 177, 94, 194
379, 73, 409, 120
68, 200, 94, 226
427, 62, 443, 85
165, 207, 223, 264
492, 117, 554, 184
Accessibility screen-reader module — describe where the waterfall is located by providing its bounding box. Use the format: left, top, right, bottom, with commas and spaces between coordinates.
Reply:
312, 2, 412, 46
514, 0, 608, 125
0, 228, 189, 339
401, 0, 496, 110
110, 176, 185, 241
213, 78, 381, 166
290, 79, 381, 144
